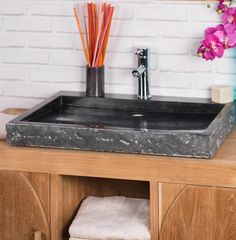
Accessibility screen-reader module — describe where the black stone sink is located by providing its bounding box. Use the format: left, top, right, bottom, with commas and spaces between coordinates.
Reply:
6, 91, 235, 158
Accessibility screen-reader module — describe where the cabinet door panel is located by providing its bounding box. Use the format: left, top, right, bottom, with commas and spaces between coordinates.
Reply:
160, 183, 236, 240
0, 171, 50, 240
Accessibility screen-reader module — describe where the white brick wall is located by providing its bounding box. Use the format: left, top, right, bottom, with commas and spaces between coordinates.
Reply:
0, 0, 235, 110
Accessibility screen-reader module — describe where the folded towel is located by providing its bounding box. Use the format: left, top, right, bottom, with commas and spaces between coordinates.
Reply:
0, 113, 17, 139
69, 196, 150, 240
69, 239, 90, 240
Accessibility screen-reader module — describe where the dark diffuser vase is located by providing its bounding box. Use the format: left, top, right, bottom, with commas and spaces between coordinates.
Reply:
86, 65, 105, 98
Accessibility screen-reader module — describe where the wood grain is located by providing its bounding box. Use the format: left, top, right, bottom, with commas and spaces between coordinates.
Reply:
0, 133, 236, 188
23, 172, 51, 222
34, 231, 42, 240
50, 174, 63, 240
150, 181, 159, 240
0, 170, 50, 240
1, 108, 27, 115
160, 185, 236, 240
159, 183, 186, 229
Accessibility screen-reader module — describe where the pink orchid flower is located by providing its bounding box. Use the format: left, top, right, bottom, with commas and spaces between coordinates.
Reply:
222, 7, 236, 24
198, 0, 236, 61
197, 44, 216, 60
224, 23, 236, 47
198, 33, 225, 60
205, 24, 225, 36
217, 0, 228, 14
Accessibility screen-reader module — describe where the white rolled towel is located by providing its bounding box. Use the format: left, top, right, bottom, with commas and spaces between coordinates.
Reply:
69, 196, 150, 240
0, 113, 17, 139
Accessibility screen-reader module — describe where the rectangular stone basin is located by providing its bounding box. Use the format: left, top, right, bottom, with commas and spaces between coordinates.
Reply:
6, 91, 235, 158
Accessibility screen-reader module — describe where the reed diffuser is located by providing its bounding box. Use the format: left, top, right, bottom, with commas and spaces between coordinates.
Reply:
74, 2, 114, 97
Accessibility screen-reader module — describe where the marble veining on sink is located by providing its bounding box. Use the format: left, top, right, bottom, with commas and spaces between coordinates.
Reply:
6, 91, 235, 159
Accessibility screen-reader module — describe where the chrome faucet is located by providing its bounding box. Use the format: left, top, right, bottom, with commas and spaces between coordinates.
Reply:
132, 48, 151, 100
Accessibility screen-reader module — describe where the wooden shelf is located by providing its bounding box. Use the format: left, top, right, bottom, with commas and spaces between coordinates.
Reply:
53, 176, 150, 240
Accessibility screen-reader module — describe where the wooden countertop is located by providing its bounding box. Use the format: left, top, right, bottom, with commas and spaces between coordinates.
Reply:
0, 127, 236, 188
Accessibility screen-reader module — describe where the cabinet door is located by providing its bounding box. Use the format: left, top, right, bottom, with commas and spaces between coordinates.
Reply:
159, 183, 236, 240
0, 171, 50, 240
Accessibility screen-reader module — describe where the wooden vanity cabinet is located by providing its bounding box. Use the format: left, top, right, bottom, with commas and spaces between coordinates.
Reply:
158, 183, 236, 240
1, 170, 236, 240
0, 170, 50, 240
0, 171, 150, 240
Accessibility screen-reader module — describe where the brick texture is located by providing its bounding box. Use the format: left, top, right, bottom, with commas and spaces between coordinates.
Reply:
0, 0, 234, 110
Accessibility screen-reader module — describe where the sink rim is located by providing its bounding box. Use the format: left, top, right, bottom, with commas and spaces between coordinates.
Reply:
7, 91, 232, 136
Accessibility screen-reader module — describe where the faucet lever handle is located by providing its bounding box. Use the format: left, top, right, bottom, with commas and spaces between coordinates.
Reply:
132, 65, 146, 78
133, 48, 145, 56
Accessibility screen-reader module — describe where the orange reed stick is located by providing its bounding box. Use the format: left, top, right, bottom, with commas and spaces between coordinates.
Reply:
97, 3, 105, 67
92, 11, 104, 66
88, 3, 93, 62
91, 3, 95, 53
73, 7, 91, 66
94, 3, 98, 40
98, 3, 107, 65
94, 7, 114, 67
82, 4, 89, 58
102, 5, 113, 65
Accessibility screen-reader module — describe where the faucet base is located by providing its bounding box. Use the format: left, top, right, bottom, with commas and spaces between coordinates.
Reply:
137, 95, 152, 101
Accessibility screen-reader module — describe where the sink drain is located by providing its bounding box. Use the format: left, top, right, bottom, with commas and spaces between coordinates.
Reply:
130, 113, 145, 118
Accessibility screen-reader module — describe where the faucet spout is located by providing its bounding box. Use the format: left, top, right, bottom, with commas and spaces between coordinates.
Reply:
132, 48, 151, 100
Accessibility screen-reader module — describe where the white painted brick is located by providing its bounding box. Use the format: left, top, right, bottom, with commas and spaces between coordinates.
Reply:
214, 74, 234, 85
104, 37, 134, 53
0, 96, 43, 111
51, 50, 87, 67
29, 2, 74, 16
27, 33, 74, 49
158, 22, 211, 38
135, 38, 189, 55
215, 58, 236, 74
105, 84, 136, 95
191, 73, 214, 90
113, 4, 134, 20
0, 0, 234, 102
3, 49, 49, 65
0, 3, 26, 15
5, 82, 85, 98
136, 4, 187, 21
159, 56, 212, 73
0, 33, 25, 47
107, 53, 157, 70
111, 20, 157, 37
5, 16, 52, 32
0, 85, 4, 96
106, 53, 135, 69
74, 35, 83, 50
0, 18, 3, 31
75, 36, 134, 53
54, 18, 77, 33
188, 4, 221, 22
151, 72, 192, 88
152, 87, 211, 98
107, 68, 135, 85
0, 66, 25, 80
191, 39, 202, 56
29, 66, 84, 83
